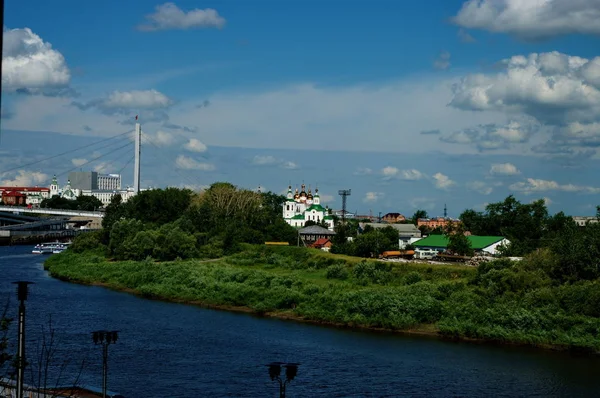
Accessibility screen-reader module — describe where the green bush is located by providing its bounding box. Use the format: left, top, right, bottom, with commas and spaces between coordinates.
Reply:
326, 264, 349, 280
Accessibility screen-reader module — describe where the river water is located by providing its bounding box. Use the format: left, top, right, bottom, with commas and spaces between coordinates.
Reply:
1, 245, 599, 397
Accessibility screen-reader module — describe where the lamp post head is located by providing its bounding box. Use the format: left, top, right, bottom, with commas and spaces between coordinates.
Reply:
266, 362, 284, 380
284, 363, 300, 381
12, 281, 34, 301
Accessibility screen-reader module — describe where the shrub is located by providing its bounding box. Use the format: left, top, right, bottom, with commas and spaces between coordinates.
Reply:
326, 264, 349, 280
352, 260, 392, 285
70, 230, 106, 254
404, 272, 422, 285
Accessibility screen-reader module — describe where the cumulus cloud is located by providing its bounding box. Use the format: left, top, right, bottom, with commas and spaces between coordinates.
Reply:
381, 167, 425, 180
282, 161, 298, 170
441, 120, 537, 152
509, 178, 600, 194
252, 155, 278, 165
434, 51, 451, 70
490, 162, 520, 175
409, 197, 436, 210
2, 27, 71, 95
432, 172, 455, 190
183, 138, 207, 153
252, 155, 299, 169
145, 130, 175, 146
175, 155, 215, 171
364, 191, 384, 203
71, 158, 88, 167
452, 0, 600, 40
467, 181, 493, 195
450, 52, 600, 155
0, 170, 48, 186
73, 89, 173, 115
138, 2, 226, 31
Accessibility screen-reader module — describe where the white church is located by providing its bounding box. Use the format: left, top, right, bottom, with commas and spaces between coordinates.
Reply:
283, 184, 335, 230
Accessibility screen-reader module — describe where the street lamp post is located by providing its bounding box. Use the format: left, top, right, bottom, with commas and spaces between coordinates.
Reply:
91, 330, 119, 398
12, 281, 34, 398
266, 362, 300, 398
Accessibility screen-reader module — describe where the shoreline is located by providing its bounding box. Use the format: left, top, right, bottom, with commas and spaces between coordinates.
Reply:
50, 274, 598, 356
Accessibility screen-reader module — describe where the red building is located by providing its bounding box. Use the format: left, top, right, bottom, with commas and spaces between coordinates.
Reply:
1, 191, 27, 206
0, 186, 51, 206
382, 212, 406, 223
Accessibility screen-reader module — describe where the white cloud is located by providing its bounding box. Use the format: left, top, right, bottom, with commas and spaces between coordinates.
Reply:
509, 178, 600, 195
320, 194, 334, 203
282, 161, 298, 170
175, 155, 215, 171
452, 0, 600, 40
364, 191, 384, 203
381, 166, 399, 177
144, 130, 176, 146
381, 167, 425, 180
93, 162, 111, 173
252, 155, 278, 165
102, 89, 173, 110
450, 52, 600, 126
1, 170, 49, 186
467, 181, 493, 195
183, 138, 207, 153
432, 172, 455, 190
2, 27, 71, 94
442, 121, 539, 151
434, 51, 451, 70
450, 51, 600, 155
138, 2, 226, 31
490, 162, 520, 175
542, 197, 553, 206
71, 158, 88, 167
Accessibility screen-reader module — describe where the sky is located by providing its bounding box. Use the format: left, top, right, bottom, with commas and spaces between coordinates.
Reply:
2, 0, 600, 217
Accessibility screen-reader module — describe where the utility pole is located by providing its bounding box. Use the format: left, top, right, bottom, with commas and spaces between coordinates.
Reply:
133, 118, 141, 194
12, 281, 34, 398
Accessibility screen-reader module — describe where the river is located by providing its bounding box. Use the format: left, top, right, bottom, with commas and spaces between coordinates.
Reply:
1, 246, 599, 397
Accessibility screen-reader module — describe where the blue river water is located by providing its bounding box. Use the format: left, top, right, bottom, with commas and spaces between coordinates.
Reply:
1, 245, 600, 397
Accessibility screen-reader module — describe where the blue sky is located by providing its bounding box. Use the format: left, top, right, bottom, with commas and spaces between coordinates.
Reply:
2, 0, 600, 217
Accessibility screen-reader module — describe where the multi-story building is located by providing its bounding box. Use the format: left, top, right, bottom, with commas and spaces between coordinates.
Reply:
572, 216, 599, 227
0, 186, 51, 207
283, 184, 335, 230
97, 174, 121, 190
50, 174, 135, 206
417, 217, 461, 230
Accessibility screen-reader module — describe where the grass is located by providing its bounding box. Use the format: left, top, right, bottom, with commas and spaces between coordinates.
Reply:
44, 245, 600, 353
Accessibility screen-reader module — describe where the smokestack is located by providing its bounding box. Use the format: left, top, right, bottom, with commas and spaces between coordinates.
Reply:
134, 122, 141, 193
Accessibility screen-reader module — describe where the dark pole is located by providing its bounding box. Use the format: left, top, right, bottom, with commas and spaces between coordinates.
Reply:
0, 0, 4, 144
12, 281, 34, 398
102, 342, 108, 398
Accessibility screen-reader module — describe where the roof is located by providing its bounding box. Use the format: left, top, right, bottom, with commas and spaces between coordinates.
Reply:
359, 223, 420, 233
383, 212, 404, 218
2, 191, 27, 197
312, 238, 331, 246
306, 204, 326, 212
299, 225, 336, 235
413, 235, 506, 249
0, 187, 50, 192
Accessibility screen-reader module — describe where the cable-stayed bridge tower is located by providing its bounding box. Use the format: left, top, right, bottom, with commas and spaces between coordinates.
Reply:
133, 118, 141, 193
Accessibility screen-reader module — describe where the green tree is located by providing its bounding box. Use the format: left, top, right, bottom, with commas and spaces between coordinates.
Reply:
412, 209, 428, 224
74, 194, 103, 211
41, 195, 76, 210
101, 194, 125, 242
445, 223, 473, 256
125, 188, 193, 226
110, 219, 144, 258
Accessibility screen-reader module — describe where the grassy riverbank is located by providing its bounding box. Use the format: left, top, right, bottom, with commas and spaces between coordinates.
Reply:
45, 245, 600, 353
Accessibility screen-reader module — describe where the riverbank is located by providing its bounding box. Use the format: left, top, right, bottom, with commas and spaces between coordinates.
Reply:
44, 245, 600, 354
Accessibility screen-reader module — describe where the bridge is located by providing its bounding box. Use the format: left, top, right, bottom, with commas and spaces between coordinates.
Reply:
0, 206, 104, 218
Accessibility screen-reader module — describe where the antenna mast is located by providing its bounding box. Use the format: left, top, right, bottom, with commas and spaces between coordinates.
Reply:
338, 189, 351, 224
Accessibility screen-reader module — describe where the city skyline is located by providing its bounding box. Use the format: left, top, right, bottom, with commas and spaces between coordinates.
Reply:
2, 0, 600, 216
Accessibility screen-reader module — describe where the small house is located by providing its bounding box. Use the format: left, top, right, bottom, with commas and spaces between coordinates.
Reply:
412, 235, 510, 256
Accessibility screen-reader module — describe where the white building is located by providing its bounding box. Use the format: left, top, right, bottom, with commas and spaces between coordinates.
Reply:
50, 175, 135, 206
97, 174, 121, 190
283, 184, 334, 230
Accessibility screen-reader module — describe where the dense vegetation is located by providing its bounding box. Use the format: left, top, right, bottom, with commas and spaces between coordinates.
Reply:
54, 185, 600, 352
41, 194, 103, 211
46, 244, 600, 352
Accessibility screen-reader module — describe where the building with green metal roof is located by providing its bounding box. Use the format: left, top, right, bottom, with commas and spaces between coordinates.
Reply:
413, 235, 509, 255
282, 184, 334, 231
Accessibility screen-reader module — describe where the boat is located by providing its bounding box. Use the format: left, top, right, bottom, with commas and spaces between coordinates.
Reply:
32, 242, 63, 254
52, 242, 72, 254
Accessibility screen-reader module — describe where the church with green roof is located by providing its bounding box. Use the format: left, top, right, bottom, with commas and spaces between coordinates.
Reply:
283, 184, 334, 231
